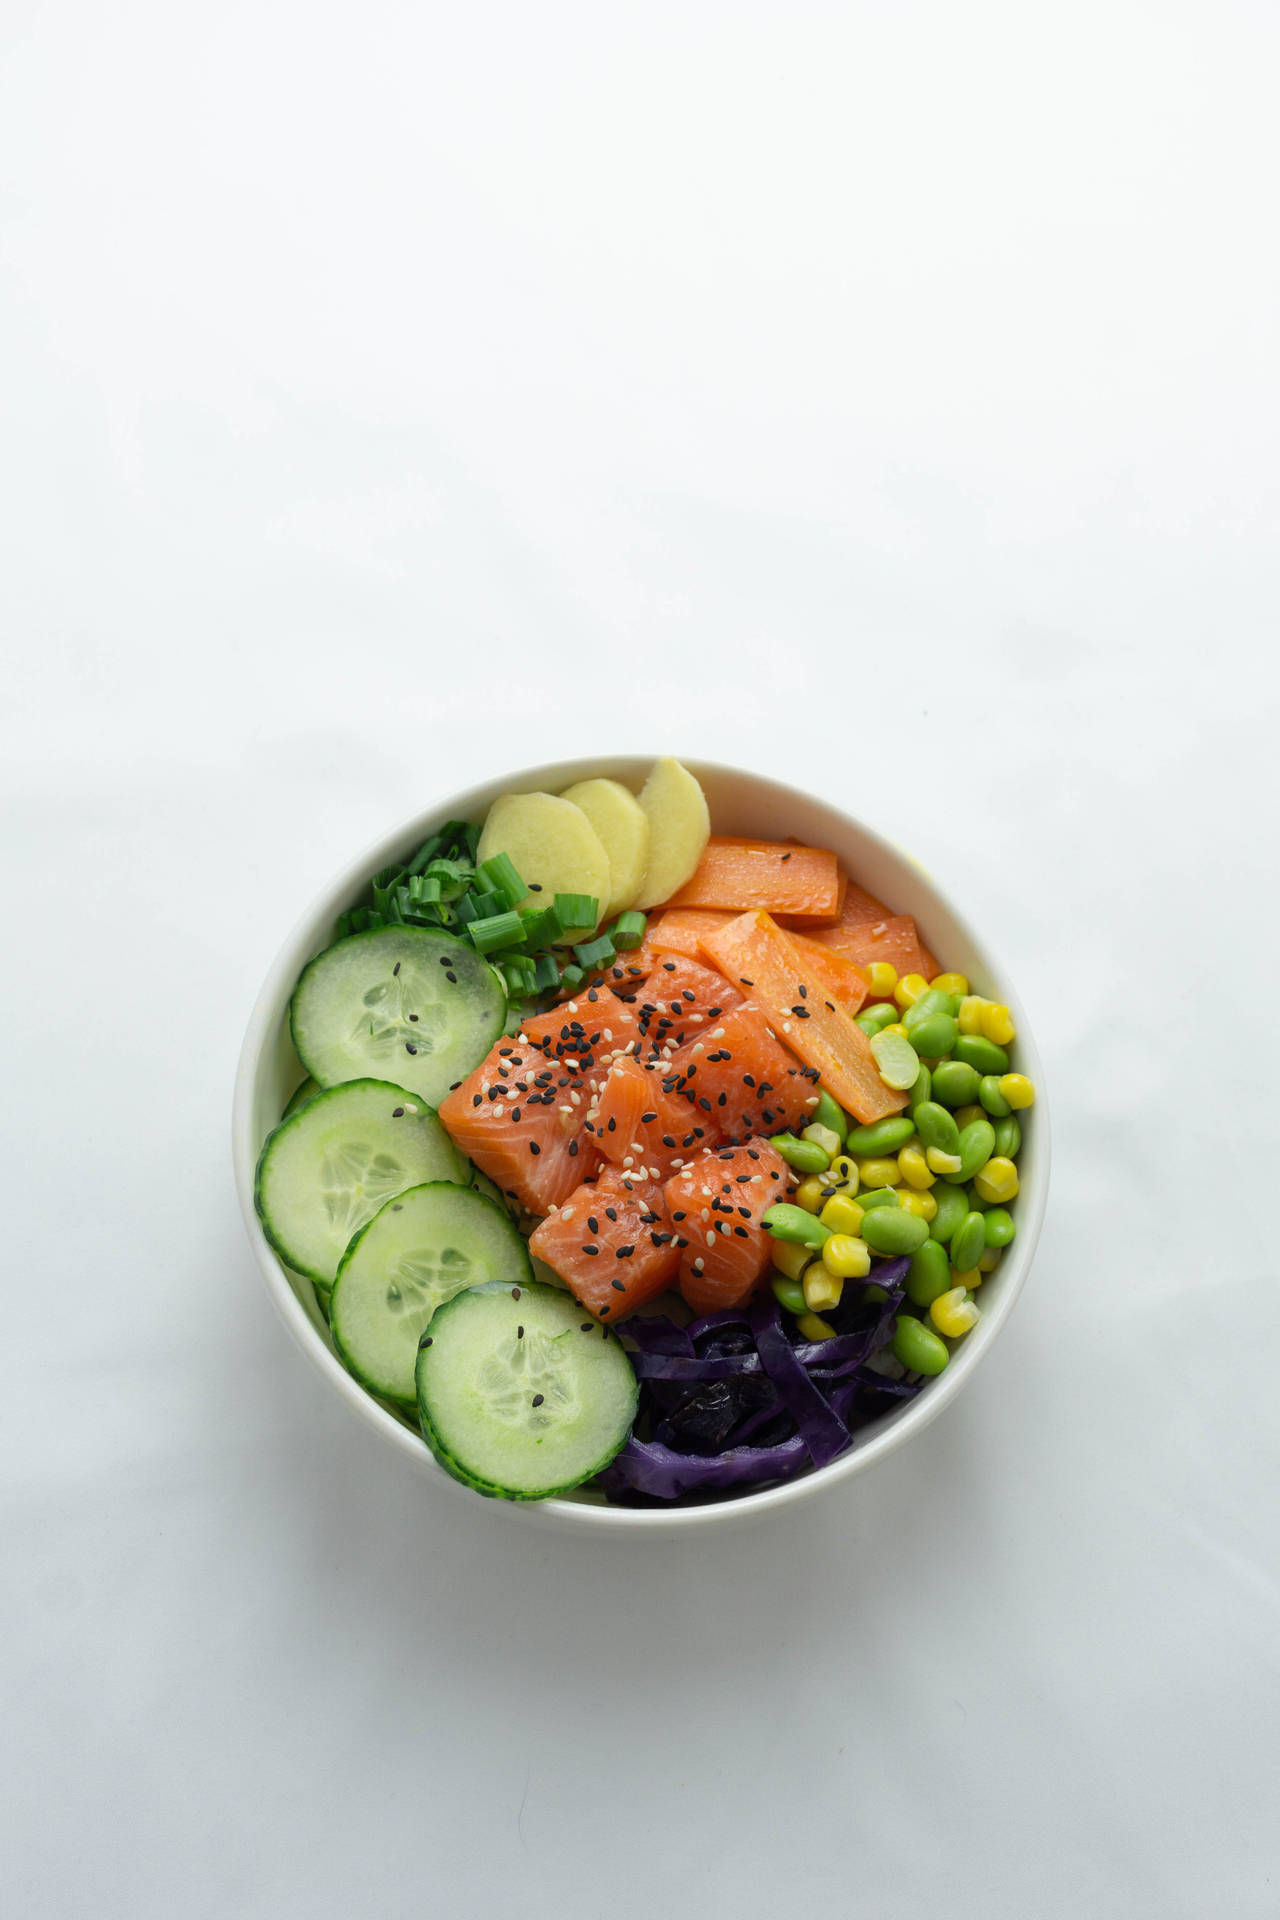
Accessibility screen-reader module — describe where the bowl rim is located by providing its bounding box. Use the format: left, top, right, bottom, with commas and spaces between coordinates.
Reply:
232, 756, 1049, 1531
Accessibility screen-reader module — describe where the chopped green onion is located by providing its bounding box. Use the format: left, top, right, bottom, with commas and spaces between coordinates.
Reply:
610, 911, 646, 949
469, 911, 525, 955
519, 904, 564, 950
531, 952, 561, 993
477, 852, 525, 912
462, 821, 481, 862
500, 954, 537, 994
555, 893, 599, 934
558, 964, 585, 991
454, 893, 479, 926
574, 935, 615, 970
405, 834, 444, 877
406, 874, 442, 908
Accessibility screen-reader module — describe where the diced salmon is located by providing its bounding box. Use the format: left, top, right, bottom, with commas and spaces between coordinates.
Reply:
588, 1054, 716, 1178
631, 953, 744, 1055
664, 1140, 792, 1315
528, 1167, 681, 1320
666, 1002, 820, 1141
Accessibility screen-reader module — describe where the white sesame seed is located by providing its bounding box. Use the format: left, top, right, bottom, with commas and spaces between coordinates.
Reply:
570, 1090, 581, 1106
559, 1105, 574, 1115
693, 1257, 705, 1271
623, 1156, 634, 1168
782, 1022, 792, 1034
603, 1029, 613, 1042
711, 1028, 726, 1039
706, 1234, 716, 1248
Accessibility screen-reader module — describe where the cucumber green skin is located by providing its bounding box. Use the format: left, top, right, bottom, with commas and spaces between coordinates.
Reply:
415, 1282, 638, 1501
253, 1078, 464, 1286
331, 1186, 533, 1408
282, 1077, 320, 1119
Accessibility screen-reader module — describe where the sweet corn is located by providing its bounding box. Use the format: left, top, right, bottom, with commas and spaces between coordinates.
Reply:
796, 1310, 837, 1342
977, 1247, 1002, 1273
820, 1193, 864, 1236
998, 1072, 1036, 1110
803, 1123, 843, 1158
950, 1104, 984, 1130
857, 1156, 902, 1188
795, 1175, 827, 1213
897, 1189, 932, 1223
915, 1188, 937, 1222
930, 1287, 981, 1337
979, 1002, 1016, 1046
893, 972, 930, 1009
973, 1156, 1019, 1203
881, 1021, 910, 1040
925, 1146, 963, 1177
951, 1267, 982, 1290
770, 1238, 811, 1282
821, 1233, 871, 1279
958, 995, 989, 1035
898, 1144, 936, 1189
930, 972, 969, 997
866, 961, 898, 998
827, 1153, 860, 1193
803, 1262, 844, 1312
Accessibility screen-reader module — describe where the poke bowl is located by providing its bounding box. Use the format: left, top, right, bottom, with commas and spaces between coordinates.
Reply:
231, 757, 1049, 1532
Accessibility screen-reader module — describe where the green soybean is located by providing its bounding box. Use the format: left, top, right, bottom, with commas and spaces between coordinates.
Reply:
771, 1133, 831, 1174
905, 1237, 952, 1308
908, 1064, 932, 1112
862, 1207, 930, 1255
891, 1314, 950, 1375
813, 1090, 848, 1143
956, 1118, 996, 1181
857, 1002, 899, 1037
954, 1033, 1010, 1075
858, 1187, 901, 1213
763, 1203, 831, 1247
903, 989, 953, 1032
978, 1074, 1011, 1117
846, 1115, 916, 1158
983, 1208, 1017, 1249
965, 1182, 990, 1211
993, 1115, 1022, 1159
908, 1012, 958, 1059
950, 1210, 987, 1273
929, 1181, 969, 1243
914, 1102, 961, 1156
771, 1273, 808, 1314
932, 1060, 980, 1108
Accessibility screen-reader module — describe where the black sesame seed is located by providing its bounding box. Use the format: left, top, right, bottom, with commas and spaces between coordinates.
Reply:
662, 961, 677, 972
445, 971, 458, 984
611, 1279, 626, 1292
581, 1321, 594, 1332
568, 1140, 579, 1156
583, 1246, 599, 1256
420, 1334, 432, 1347
516, 1325, 524, 1338
511, 1107, 521, 1122
532, 1393, 544, 1407
616, 1246, 635, 1259
605, 1207, 618, 1222
781, 851, 792, 862
392, 1106, 404, 1117
529, 1142, 540, 1155
393, 961, 401, 975
405, 1042, 417, 1054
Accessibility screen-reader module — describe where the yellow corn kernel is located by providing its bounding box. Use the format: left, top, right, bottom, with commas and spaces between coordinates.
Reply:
951, 1267, 982, 1290
929, 972, 969, 997
915, 1188, 938, 1222
796, 1310, 837, 1342
803, 1262, 844, 1312
821, 1233, 871, 1279
999, 1072, 1035, 1110
977, 1247, 1002, 1272
881, 1021, 910, 1041
925, 1146, 963, 1177
930, 1287, 981, 1338
770, 1238, 811, 1282
827, 1153, 859, 1194
952, 1104, 985, 1130
795, 1175, 826, 1213
979, 1002, 1016, 1046
857, 1156, 902, 1188
973, 1156, 1019, 1203
893, 972, 930, 1009
803, 1122, 842, 1158
896, 1189, 932, 1222
820, 1193, 864, 1236
866, 961, 898, 998
898, 1144, 935, 1190
958, 995, 989, 1035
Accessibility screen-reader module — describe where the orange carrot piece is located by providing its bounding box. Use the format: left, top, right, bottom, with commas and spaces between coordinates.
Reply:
809, 912, 937, 982
638, 908, 738, 967
698, 910, 907, 1124
785, 932, 869, 1015
665, 838, 840, 920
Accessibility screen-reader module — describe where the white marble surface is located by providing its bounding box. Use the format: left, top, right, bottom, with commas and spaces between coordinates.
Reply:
3, 4, 1278, 1914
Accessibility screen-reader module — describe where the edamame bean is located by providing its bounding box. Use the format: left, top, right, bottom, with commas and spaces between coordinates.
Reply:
965, 1182, 989, 1211
954, 1033, 1010, 1075
929, 1181, 969, 1243
992, 1115, 1022, 1159
905, 1237, 952, 1308
908, 1064, 932, 1111
813, 1090, 848, 1142
802, 1123, 842, 1158
762, 1202, 831, 1247
858, 1187, 901, 1213
771, 1273, 807, 1314
869, 1029, 921, 1089
846, 1115, 916, 1158
770, 1133, 831, 1174
956, 1118, 996, 1181
950, 1210, 987, 1273
857, 1002, 899, 1037
903, 988, 953, 1032
861, 1207, 930, 1255
908, 1012, 959, 1059
891, 1314, 950, 1375
931, 1059, 980, 1108
983, 1208, 1016, 1249
914, 1101, 961, 1156
978, 1074, 1011, 1117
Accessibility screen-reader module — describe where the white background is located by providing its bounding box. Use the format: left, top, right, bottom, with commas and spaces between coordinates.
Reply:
3, 3, 1278, 1915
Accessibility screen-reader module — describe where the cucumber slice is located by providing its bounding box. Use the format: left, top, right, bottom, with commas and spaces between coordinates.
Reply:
416, 1281, 638, 1500
282, 1076, 319, 1119
255, 1079, 466, 1287
291, 926, 505, 1108
331, 1184, 532, 1406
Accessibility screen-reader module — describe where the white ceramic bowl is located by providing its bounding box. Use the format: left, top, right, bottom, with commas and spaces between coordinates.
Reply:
232, 758, 1049, 1532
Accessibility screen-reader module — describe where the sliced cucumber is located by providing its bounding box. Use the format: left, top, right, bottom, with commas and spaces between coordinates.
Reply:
282, 1076, 319, 1119
416, 1281, 638, 1499
291, 926, 505, 1108
468, 1164, 512, 1212
331, 1184, 532, 1405
255, 1079, 466, 1287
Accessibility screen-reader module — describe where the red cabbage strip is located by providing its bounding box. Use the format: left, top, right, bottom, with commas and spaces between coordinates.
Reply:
599, 1380, 863, 1498
747, 1296, 854, 1468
